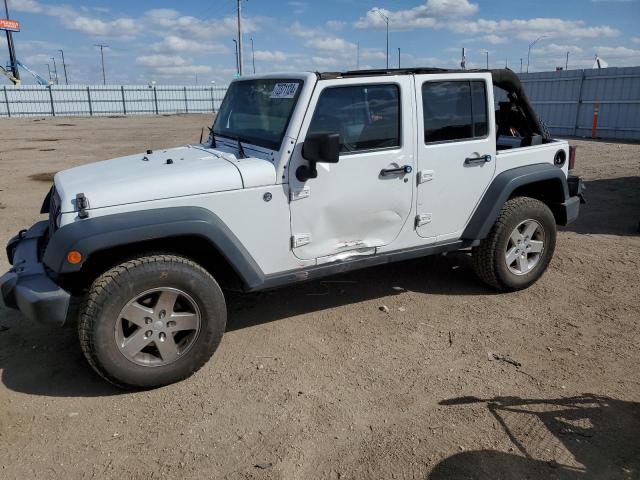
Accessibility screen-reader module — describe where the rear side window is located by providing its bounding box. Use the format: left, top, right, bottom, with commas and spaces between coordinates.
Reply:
422, 80, 488, 143
307, 84, 400, 153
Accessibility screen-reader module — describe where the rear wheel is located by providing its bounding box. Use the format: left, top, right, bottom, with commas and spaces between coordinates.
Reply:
78, 254, 226, 389
472, 197, 556, 291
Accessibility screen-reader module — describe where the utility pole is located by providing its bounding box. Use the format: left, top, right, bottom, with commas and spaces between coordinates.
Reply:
565, 51, 569, 70
374, 9, 389, 69
520, 58, 523, 73
58, 49, 68, 85
94, 44, 108, 85
3, 0, 20, 81
398, 47, 401, 68
51, 56, 58, 84
461, 48, 466, 70
232, 39, 239, 76
527, 35, 546, 73
250, 37, 255, 74
484, 50, 489, 69
236, 0, 243, 76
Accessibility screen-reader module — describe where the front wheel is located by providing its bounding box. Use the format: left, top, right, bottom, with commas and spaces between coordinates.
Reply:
472, 197, 557, 291
78, 254, 226, 389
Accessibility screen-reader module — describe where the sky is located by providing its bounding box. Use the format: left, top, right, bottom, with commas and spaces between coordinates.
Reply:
1, 0, 639, 85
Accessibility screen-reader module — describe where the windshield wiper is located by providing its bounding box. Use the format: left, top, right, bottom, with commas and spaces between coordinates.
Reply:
236, 137, 247, 159
208, 127, 217, 148
213, 132, 252, 158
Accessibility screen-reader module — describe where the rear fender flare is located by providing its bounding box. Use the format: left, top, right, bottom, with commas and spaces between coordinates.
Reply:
462, 163, 569, 241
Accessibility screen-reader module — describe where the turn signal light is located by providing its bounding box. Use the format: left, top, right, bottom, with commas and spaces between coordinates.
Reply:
67, 250, 83, 264
569, 146, 577, 170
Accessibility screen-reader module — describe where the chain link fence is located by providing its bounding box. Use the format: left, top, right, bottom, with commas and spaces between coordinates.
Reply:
0, 84, 228, 118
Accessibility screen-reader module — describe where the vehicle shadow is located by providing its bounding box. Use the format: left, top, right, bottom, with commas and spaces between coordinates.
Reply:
0, 252, 492, 396
225, 252, 496, 332
560, 176, 640, 236
428, 394, 640, 480
0, 306, 123, 397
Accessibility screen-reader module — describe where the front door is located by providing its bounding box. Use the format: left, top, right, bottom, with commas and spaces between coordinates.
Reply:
415, 74, 496, 242
289, 77, 415, 261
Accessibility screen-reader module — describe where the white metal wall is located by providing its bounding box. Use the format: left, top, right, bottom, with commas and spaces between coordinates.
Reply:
0, 84, 228, 118
497, 66, 640, 141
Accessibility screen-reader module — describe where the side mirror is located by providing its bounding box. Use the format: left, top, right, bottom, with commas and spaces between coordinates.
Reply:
297, 133, 340, 182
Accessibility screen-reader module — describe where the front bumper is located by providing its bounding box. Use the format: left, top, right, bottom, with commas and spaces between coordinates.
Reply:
1, 221, 71, 326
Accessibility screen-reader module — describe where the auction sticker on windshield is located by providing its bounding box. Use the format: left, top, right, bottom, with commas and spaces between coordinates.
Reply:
271, 83, 299, 99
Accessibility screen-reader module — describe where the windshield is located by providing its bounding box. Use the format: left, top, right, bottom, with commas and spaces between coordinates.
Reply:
213, 79, 304, 151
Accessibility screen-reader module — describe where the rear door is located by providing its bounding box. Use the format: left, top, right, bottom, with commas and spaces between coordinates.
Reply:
415, 74, 496, 242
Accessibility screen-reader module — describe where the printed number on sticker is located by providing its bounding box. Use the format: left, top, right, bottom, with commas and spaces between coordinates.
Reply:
271, 83, 299, 99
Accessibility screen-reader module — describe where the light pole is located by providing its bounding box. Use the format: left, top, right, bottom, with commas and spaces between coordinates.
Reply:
565, 51, 569, 70
250, 37, 256, 74
520, 58, 523, 73
58, 49, 68, 85
94, 44, 108, 84
51, 57, 58, 84
3, 0, 20, 81
236, 0, 243, 76
232, 39, 239, 76
374, 9, 390, 69
527, 36, 546, 73
398, 47, 401, 68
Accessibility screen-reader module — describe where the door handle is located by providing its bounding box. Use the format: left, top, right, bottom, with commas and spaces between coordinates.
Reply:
465, 154, 492, 165
380, 165, 412, 176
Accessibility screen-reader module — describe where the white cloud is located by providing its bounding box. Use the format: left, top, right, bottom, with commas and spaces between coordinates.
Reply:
144, 8, 257, 42
136, 54, 190, 68
253, 50, 288, 62
151, 36, 228, 54
326, 20, 346, 31
9, 0, 44, 13
594, 46, 640, 58
482, 34, 507, 44
355, 0, 479, 30
632, 37, 640, 44
306, 37, 356, 53
288, 1, 307, 15
534, 43, 583, 54
449, 18, 619, 41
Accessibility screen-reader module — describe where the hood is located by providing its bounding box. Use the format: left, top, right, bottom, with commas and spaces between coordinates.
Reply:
54, 145, 276, 213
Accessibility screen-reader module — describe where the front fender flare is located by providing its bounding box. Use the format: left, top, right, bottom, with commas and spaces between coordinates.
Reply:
462, 163, 569, 241
43, 207, 265, 288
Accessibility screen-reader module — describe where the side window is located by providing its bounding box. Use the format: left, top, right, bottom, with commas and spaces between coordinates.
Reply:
422, 80, 488, 143
307, 84, 400, 153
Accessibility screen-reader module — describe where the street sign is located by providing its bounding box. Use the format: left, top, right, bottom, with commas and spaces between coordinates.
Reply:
0, 19, 21, 32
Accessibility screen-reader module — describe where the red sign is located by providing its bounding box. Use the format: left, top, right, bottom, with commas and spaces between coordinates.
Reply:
0, 19, 21, 32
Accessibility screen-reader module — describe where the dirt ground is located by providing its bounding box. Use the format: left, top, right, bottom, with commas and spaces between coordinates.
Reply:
0, 115, 639, 480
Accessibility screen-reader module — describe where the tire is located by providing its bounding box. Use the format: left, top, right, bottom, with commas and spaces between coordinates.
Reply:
78, 254, 226, 389
472, 197, 556, 292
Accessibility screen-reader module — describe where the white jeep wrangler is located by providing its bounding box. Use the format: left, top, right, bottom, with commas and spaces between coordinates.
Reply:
1, 68, 583, 388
